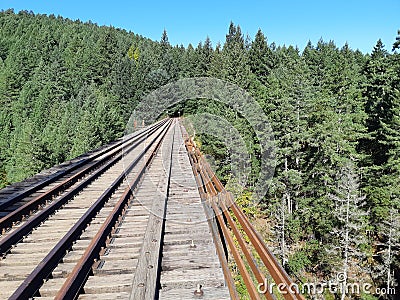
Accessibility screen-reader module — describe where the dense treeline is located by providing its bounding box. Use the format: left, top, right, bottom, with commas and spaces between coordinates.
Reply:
0, 9, 399, 298
0, 9, 142, 183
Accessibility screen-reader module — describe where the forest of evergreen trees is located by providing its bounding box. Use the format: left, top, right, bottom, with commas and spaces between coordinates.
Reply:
0, 9, 399, 298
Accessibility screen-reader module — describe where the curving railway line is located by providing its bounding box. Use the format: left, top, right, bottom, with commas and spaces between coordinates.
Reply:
0, 118, 303, 300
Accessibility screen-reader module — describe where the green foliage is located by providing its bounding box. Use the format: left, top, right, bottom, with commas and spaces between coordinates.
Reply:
233, 272, 250, 299
286, 250, 311, 274
361, 40, 400, 224
226, 178, 259, 217
0, 10, 176, 184
127, 44, 140, 61
0, 159, 9, 188
360, 293, 379, 300
0, 12, 398, 296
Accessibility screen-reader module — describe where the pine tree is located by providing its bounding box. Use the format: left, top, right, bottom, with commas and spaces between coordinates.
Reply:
160, 28, 169, 50
361, 40, 400, 222
220, 22, 252, 88
248, 29, 273, 83
393, 29, 400, 51
208, 42, 223, 78
194, 37, 213, 76
328, 163, 368, 300
373, 208, 400, 298
261, 45, 313, 274
179, 43, 197, 78
156, 29, 177, 83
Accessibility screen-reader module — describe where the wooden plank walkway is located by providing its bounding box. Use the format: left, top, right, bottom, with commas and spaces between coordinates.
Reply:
158, 123, 230, 299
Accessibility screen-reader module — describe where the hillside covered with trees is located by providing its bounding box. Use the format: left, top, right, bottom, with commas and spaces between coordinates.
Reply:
0, 9, 399, 298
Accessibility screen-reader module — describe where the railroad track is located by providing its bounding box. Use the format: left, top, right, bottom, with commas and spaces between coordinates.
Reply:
0, 118, 167, 220
0, 117, 304, 300
0, 119, 229, 299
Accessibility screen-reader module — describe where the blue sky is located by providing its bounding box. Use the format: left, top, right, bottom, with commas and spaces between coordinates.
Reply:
1, 0, 399, 53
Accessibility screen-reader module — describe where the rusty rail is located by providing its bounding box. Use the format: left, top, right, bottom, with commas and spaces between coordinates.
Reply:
55, 120, 174, 300
0, 120, 170, 256
0, 119, 168, 235
8, 120, 173, 300
0, 118, 167, 212
184, 135, 305, 300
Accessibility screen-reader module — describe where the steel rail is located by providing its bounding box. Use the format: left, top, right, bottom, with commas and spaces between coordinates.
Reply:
201, 154, 300, 299
226, 196, 304, 300
0, 119, 167, 234
219, 195, 276, 300
55, 120, 174, 300
211, 199, 262, 300
0, 118, 167, 211
8, 119, 173, 300
187, 137, 304, 300
0, 120, 171, 256
188, 141, 259, 298
201, 157, 301, 300
130, 121, 175, 300
195, 162, 261, 300
182, 133, 239, 300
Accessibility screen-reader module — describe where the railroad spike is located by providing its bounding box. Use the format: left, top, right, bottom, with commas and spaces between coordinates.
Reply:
194, 284, 204, 297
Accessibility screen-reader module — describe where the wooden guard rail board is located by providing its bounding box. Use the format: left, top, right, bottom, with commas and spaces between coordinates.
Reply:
183, 129, 305, 300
